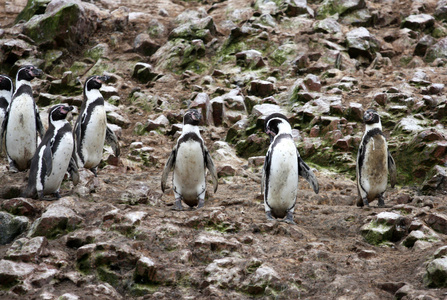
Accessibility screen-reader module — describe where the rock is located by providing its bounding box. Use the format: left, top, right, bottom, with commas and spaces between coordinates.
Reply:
169, 16, 216, 42
15, 0, 51, 23
249, 80, 275, 97
0, 212, 29, 245
425, 256, 447, 287
314, 17, 341, 34
6, 236, 49, 262
210, 97, 225, 126
345, 27, 380, 62
425, 213, 447, 234
360, 212, 406, 245
29, 203, 83, 239
133, 33, 160, 56
402, 14, 435, 31
190, 93, 213, 125
1, 198, 37, 216
132, 62, 160, 83
107, 111, 130, 129
241, 265, 282, 294
277, 0, 313, 17
195, 233, 240, 252
0, 259, 35, 289
346, 102, 364, 122
402, 229, 438, 248
422, 165, 447, 192
235, 50, 265, 69
317, 0, 366, 19
204, 257, 243, 289
134, 256, 157, 283
22, 0, 98, 50
425, 37, 447, 63
146, 115, 169, 131
414, 35, 437, 56
435, 0, 447, 20
251, 103, 286, 118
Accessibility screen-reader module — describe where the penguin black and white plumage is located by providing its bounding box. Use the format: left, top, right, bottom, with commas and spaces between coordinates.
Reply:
262, 113, 319, 224
73, 75, 120, 176
25, 105, 77, 200
0, 65, 44, 172
356, 109, 396, 207
0, 75, 14, 152
161, 109, 218, 210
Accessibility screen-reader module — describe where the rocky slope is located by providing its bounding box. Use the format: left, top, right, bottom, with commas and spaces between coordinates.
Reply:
1, 0, 447, 299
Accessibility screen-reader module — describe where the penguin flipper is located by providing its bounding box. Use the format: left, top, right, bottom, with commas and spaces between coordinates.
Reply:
297, 155, 319, 194
42, 144, 53, 177
68, 155, 79, 186
388, 151, 397, 188
205, 150, 218, 193
262, 148, 272, 194
73, 116, 82, 158
0, 109, 8, 153
36, 109, 44, 137
105, 125, 120, 157
161, 149, 176, 192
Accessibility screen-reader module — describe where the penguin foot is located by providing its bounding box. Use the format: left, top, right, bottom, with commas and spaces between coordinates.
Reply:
90, 167, 98, 177
196, 199, 205, 210
266, 211, 275, 221
283, 211, 296, 225
378, 196, 385, 207
361, 197, 369, 207
8, 162, 19, 173
172, 199, 183, 211
54, 192, 61, 199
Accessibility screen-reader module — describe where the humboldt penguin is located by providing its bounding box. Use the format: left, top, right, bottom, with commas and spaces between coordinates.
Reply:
73, 75, 120, 176
161, 109, 218, 210
25, 105, 77, 200
0, 65, 43, 172
262, 113, 319, 224
356, 109, 396, 207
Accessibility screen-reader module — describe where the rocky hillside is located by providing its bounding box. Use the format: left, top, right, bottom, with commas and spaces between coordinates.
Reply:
1, 0, 447, 299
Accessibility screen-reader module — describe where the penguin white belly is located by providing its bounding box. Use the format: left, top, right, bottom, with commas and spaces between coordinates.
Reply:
81, 106, 107, 169
360, 136, 388, 201
173, 140, 206, 204
6, 96, 38, 170
43, 133, 74, 194
267, 140, 299, 218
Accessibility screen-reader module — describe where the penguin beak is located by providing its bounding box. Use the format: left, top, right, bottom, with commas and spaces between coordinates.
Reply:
192, 111, 201, 121
97, 75, 110, 83
29, 67, 43, 78
60, 105, 74, 114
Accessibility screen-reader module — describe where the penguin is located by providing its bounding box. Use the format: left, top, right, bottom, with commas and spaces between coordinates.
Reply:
262, 113, 319, 224
161, 109, 218, 210
0, 75, 14, 152
73, 75, 120, 176
25, 105, 78, 200
356, 109, 396, 207
0, 65, 44, 172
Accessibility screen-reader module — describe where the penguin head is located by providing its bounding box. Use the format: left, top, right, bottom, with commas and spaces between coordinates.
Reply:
49, 105, 74, 122
16, 65, 42, 82
264, 113, 291, 141
363, 109, 380, 125
183, 109, 201, 126
84, 75, 110, 92
0, 75, 14, 95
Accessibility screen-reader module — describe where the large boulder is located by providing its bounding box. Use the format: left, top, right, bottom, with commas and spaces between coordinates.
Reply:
0, 212, 29, 245
425, 37, 447, 63
345, 27, 380, 62
22, 0, 100, 50
316, 0, 366, 19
